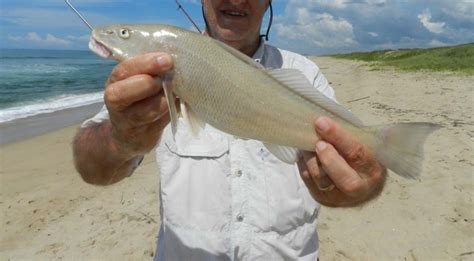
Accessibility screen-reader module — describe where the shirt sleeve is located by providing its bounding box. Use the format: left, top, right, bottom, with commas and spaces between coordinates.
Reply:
80, 104, 142, 177
312, 63, 336, 101
81, 105, 110, 128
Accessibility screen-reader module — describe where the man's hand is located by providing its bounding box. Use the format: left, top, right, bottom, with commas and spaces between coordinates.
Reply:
297, 117, 386, 207
105, 52, 174, 156
73, 52, 175, 185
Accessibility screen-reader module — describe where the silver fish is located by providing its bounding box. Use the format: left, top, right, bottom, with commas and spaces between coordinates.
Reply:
89, 24, 440, 179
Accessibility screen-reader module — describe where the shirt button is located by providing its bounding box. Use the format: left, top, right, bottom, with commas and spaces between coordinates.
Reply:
236, 215, 244, 222
235, 170, 242, 177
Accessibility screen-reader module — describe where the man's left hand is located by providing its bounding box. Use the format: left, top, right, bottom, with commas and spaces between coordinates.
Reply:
297, 117, 386, 207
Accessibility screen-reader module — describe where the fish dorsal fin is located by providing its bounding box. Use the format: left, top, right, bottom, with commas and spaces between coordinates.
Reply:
267, 69, 364, 127
213, 39, 265, 69
180, 100, 205, 137
264, 143, 301, 164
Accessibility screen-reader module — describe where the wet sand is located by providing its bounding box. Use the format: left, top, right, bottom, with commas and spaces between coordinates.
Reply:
0, 102, 104, 145
1, 57, 472, 260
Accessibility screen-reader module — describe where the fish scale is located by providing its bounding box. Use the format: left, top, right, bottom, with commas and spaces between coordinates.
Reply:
173, 38, 316, 148
208, 44, 314, 141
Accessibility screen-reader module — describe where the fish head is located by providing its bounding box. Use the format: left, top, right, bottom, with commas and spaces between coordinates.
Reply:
89, 24, 180, 61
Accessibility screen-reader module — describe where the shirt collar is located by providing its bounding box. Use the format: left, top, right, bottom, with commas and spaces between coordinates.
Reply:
252, 39, 266, 64
204, 32, 267, 64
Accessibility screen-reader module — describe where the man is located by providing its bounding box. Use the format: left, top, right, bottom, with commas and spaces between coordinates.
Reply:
73, 0, 385, 259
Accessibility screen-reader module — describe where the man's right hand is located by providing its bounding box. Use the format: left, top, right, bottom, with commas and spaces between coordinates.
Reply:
72, 52, 174, 185
105, 52, 174, 156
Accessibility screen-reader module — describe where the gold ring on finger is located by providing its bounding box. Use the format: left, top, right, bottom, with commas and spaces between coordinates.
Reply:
318, 183, 335, 192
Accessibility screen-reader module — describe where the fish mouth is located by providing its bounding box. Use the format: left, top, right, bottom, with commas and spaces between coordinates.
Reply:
88, 37, 112, 59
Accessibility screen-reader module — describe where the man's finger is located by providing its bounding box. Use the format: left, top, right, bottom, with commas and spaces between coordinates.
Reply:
315, 140, 368, 198
121, 94, 169, 126
297, 158, 318, 194
107, 52, 173, 84
315, 117, 358, 157
315, 117, 375, 172
301, 152, 333, 191
318, 169, 334, 191
105, 75, 163, 111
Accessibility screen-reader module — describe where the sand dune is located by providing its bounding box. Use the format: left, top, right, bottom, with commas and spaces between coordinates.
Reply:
1, 57, 472, 260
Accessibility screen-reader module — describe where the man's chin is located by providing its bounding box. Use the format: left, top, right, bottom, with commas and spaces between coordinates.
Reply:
215, 28, 247, 42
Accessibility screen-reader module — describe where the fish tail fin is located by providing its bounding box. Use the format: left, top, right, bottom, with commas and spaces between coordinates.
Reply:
367, 123, 441, 179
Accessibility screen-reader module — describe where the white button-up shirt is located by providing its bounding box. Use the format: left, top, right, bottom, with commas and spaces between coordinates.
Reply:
83, 41, 335, 261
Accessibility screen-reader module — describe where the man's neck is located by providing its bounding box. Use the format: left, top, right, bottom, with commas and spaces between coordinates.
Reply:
235, 38, 261, 57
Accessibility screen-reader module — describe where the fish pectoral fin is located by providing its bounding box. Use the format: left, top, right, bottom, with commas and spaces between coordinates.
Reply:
263, 143, 302, 164
267, 68, 364, 127
162, 72, 178, 139
180, 100, 205, 137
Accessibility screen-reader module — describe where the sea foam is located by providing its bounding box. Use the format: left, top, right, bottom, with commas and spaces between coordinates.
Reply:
0, 92, 103, 123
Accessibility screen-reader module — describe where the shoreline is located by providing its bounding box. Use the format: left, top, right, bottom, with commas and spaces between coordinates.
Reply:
0, 102, 103, 145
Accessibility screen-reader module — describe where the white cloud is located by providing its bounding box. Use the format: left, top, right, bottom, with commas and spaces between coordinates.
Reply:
368, 32, 378, 37
26, 32, 42, 42
315, 0, 348, 9
45, 34, 72, 45
2, 8, 116, 29
418, 9, 445, 34
27, 32, 72, 46
304, 0, 387, 9
275, 8, 357, 51
66, 34, 90, 41
366, 0, 387, 4
6, 32, 94, 49
7, 32, 73, 47
429, 39, 449, 47
7, 35, 23, 42
441, 1, 474, 23
23, 0, 131, 5
270, 0, 474, 54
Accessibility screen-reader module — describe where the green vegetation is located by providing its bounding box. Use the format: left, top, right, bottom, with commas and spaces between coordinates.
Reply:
331, 43, 474, 74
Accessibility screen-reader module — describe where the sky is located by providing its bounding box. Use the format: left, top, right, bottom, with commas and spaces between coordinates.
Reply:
1, 0, 473, 55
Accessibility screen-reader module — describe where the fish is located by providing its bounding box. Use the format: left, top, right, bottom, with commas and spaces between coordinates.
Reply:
88, 24, 440, 179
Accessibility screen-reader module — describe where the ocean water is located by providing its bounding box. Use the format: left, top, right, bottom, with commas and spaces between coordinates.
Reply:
0, 48, 116, 123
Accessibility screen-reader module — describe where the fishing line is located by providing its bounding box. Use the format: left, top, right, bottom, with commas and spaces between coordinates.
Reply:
64, 0, 94, 31
175, 0, 202, 33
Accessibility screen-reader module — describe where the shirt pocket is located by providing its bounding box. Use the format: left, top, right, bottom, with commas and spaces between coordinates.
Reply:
165, 130, 229, 158
159, 125, 232, 231
160, 125, 231, 180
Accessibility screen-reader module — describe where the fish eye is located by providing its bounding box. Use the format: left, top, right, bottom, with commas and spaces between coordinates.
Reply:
119, 28, 130, 39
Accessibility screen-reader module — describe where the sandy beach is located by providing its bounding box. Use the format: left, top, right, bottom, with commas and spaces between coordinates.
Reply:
1, 57, 472, 260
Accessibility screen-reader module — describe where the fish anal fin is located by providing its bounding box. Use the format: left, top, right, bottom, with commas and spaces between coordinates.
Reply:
180, 100, 205, 137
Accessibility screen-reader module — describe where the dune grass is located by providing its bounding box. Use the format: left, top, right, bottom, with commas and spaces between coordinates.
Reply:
331, 43, 474, 74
